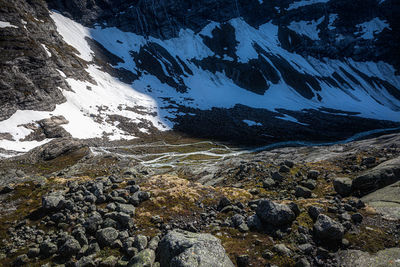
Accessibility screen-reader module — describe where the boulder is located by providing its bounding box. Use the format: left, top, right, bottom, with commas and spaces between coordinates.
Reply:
307, 170, 320, 179
128, 249, 155, 267
352, 157, 400, 196
313, 214, 344, 243
256, 199, 296, 226
96, 227, 119, 247
116, 203, 136, 216
333, 177, 352, 197
295, 186, 312, 198
157, 230, 234, 267
42, 191, 65, 210
59, 238, 81, 258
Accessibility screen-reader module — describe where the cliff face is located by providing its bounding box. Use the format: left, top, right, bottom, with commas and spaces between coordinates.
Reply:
46, 0, 400, 68
0, 0, 92, 121
0, 0, 400, 151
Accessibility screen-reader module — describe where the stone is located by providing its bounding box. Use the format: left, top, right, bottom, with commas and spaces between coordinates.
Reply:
351, 213, 363, 224
116, 203, 136, 216
333, 177, 352, 197
42, 191, 65, 210
236, 254, 249, 267
295, 186, 312, 198
256, 199, 296, 226
0, 185, 14, 194
273, 244, 292, 256
307, 170, 320, 179
75, 256, 96, 267
27, 247, 40, 258
262, 178, 276, 189
308, 206, 324, 221
133, 235, 148, 251
246, 214, 262, 230
301, 179, 317, 190
128, 248, 155, 267
217, 197, 231, 211
59, 238, 81, 258
96, 227, 119, 247
279, 165, 290, 173
40, 241, 58, 257
313, 214, 344, 243
84, 212, 103, 233
271, 172, 284, 182
100, 256, 118, 267
295, 258, 311, 267
14, 254, 29, 265
284, 160, 294, 168
158, 230, 234, 267
231, 214, 245, 228
148, 236, 160, 250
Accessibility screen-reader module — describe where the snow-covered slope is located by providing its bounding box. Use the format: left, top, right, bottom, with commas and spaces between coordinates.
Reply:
1, 0, 400, 153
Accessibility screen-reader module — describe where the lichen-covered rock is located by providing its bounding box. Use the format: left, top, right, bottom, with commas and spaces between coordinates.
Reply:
128, 249, 155, 267
157, 230, 234, 267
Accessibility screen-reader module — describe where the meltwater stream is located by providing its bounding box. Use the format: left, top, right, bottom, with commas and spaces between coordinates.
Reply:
90, 127, 400, 170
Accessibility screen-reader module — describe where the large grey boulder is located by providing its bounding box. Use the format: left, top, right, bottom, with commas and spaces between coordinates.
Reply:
42, 191, 65, 210
352, 157, 400, 196
157, 230, 234, 267
313, 214, 344, 242
256, 199, 296, 226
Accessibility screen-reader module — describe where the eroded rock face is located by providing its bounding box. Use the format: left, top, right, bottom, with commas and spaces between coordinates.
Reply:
157, 230, 234, 267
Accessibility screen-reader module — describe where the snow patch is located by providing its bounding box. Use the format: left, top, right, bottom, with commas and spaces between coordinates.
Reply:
41, 44, 52, 57
243, 120, 262, 126
287, 0, 330, 10
356, 17, 391, 39
0, 21, 18, 28
288, 17, 324, 40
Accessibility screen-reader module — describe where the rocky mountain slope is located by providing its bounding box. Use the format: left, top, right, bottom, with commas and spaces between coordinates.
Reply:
0, 131, 400, 266
0, 0, 400, 154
